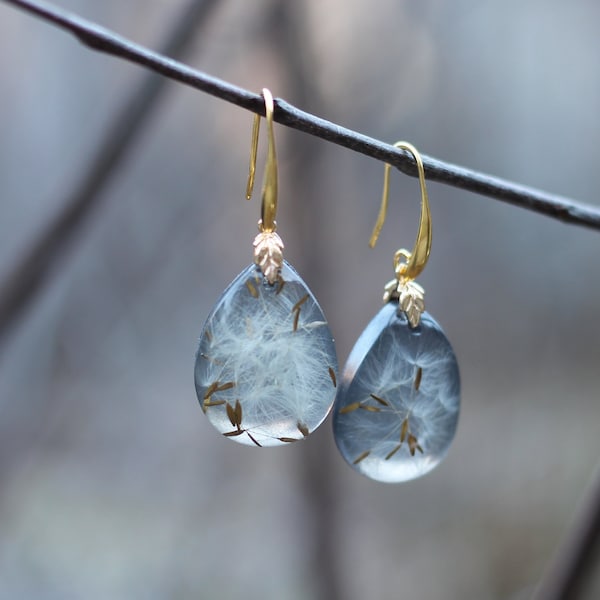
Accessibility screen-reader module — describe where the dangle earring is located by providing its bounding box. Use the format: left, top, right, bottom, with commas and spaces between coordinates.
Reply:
332, 142, 460, 482
194, 89, 338, 447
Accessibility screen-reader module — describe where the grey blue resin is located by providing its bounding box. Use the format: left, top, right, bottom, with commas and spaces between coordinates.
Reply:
333, 302, 460, 482
195, 261, 338, 447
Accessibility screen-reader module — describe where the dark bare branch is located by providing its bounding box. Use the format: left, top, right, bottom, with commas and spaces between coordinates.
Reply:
533, 464, 600, 600
0, 0, 220, 344
2, 0, 600, 233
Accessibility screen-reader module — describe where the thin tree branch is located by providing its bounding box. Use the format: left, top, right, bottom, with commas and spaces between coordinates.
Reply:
533, 463, 600, 600
0, 0, 220, 344
2, 0, 600, 233
270, 1, 344, 598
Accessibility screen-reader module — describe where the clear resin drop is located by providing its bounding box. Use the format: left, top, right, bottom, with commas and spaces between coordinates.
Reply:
333, 302, 460, 482
195, 261, 338, 447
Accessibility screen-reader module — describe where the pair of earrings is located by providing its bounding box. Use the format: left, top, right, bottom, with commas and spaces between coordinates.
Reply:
194, 89, 460, 483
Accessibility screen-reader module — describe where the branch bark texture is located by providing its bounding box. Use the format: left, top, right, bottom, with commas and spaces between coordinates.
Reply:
2, 0, 600, 233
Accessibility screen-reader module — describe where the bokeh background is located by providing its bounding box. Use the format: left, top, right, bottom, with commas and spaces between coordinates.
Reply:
1, 0, 599, 598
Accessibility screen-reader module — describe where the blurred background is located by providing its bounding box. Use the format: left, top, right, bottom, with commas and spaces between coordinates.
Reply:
1, 0, 599, 598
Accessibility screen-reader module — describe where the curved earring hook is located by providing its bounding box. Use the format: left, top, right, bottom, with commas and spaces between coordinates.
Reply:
369, 141, 431, 282
246, 88, 278, 233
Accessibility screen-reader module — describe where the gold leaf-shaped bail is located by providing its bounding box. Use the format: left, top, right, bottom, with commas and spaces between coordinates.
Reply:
369, 141, 431, 327
398, 280, 425, 328
246, 88, 284, 284
253, 230, 284, 285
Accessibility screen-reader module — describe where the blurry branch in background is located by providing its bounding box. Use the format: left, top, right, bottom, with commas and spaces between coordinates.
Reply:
2, 0, 600, 347
0, 0, 220, 346
533, 463, 600, 600
269, 1, 343, 599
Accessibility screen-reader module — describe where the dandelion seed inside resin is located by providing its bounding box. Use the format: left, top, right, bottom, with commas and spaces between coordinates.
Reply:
332, 302, 460, 482
195, 261, 338, 447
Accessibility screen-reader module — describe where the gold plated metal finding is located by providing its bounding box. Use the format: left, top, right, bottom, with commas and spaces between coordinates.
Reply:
246, 88, 278, 234
195, 90, 339, 448
246, 88, 284, 284
369, 141, 432, 327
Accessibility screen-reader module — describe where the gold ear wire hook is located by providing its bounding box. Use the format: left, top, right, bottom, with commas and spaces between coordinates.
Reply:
369, 141, 431, 282
246, 88, 278, 233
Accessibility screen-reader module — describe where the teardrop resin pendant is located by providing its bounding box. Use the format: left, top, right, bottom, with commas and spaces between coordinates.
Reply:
195, 260, 338, 447
333, 301, 460, 482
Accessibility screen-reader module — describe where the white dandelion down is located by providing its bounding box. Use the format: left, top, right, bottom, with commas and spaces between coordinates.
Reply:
195, 262, 338, 447
333, 302, 460, 483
